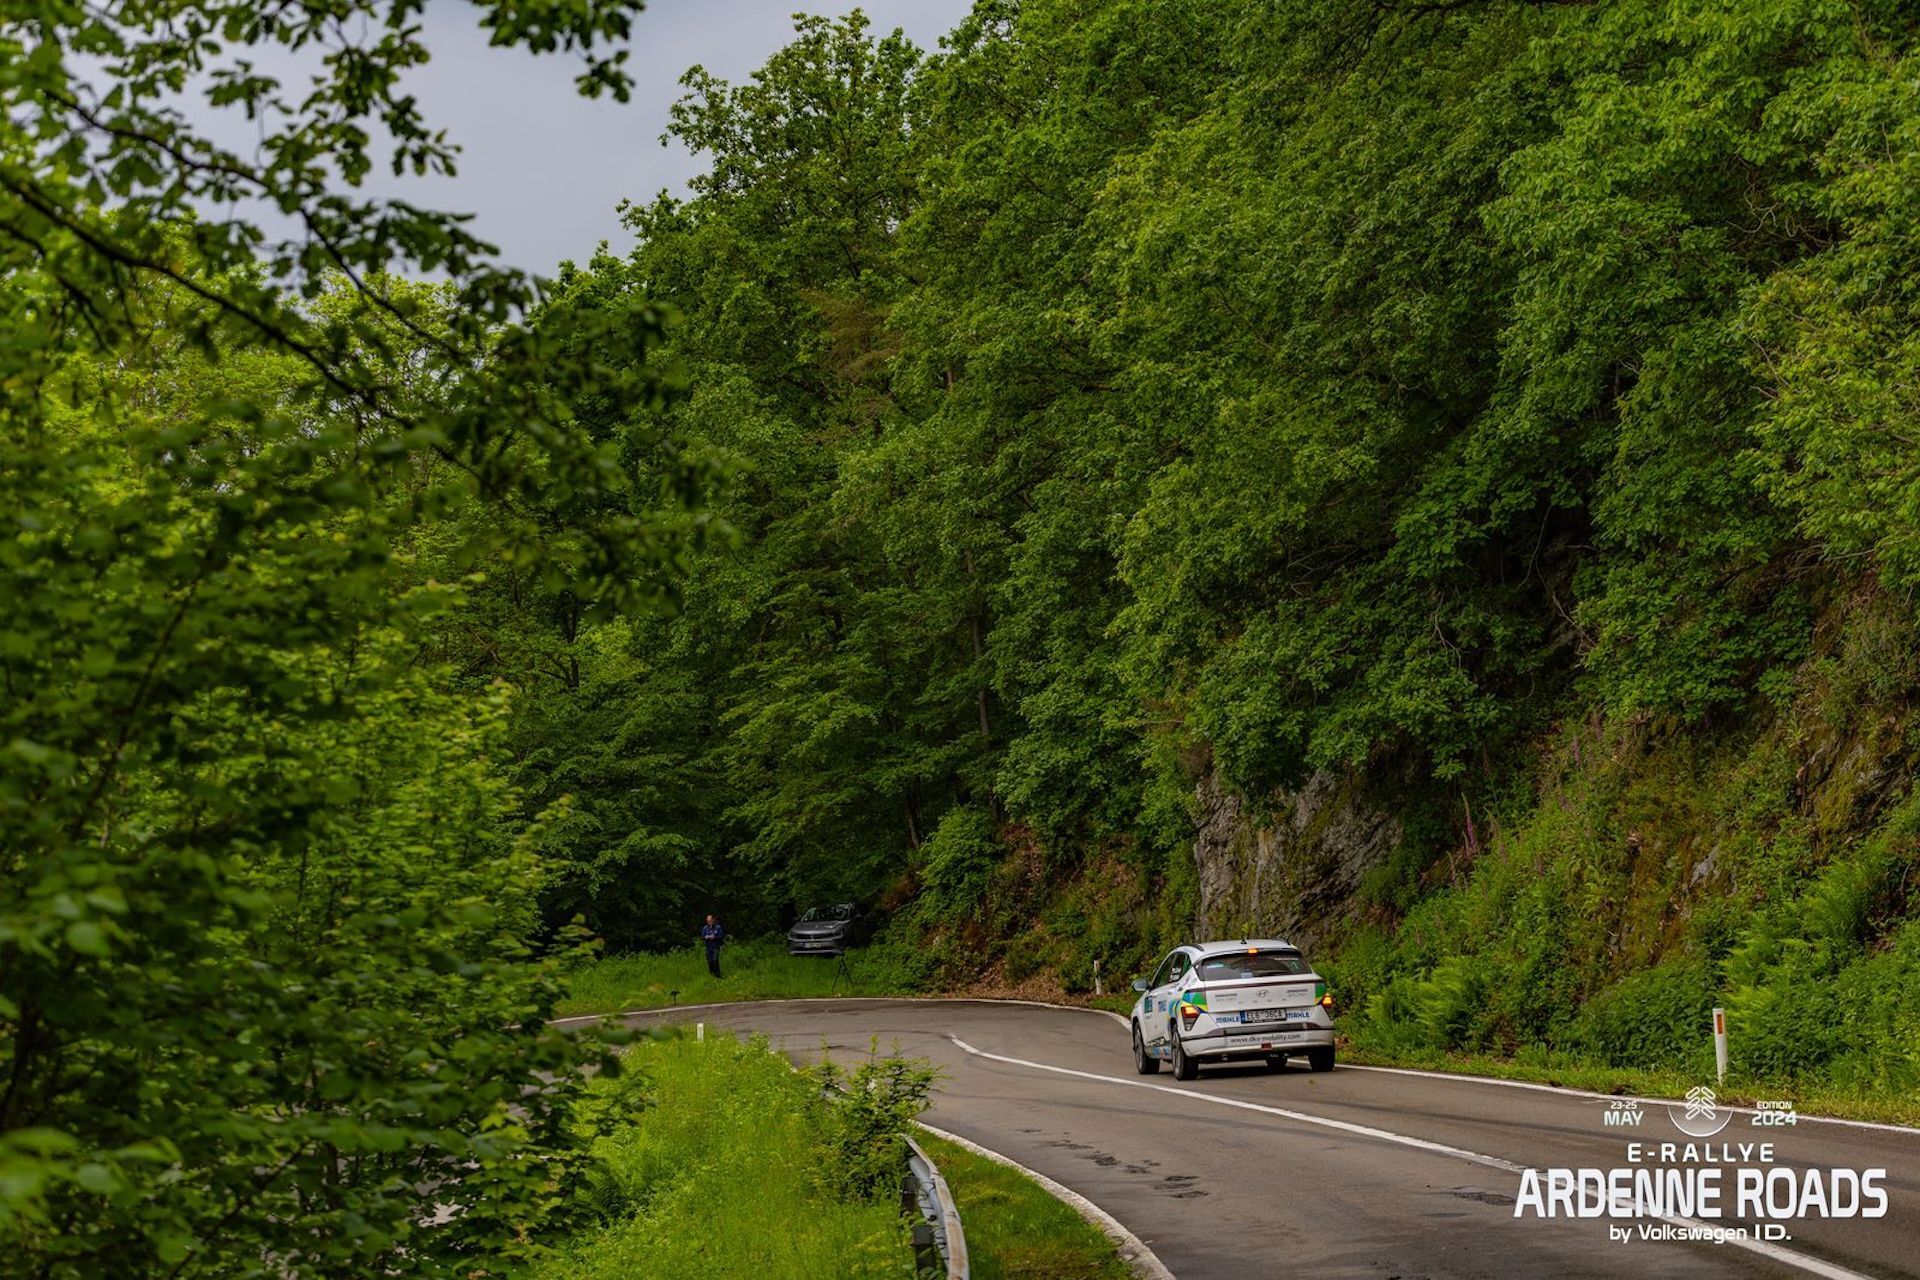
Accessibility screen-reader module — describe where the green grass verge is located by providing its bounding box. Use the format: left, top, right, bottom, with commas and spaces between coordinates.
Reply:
539, 1031, 914, 1280
915, 1132, 1132, 1280
538, 1026, 1136, 1280
555, 938, 918, 1017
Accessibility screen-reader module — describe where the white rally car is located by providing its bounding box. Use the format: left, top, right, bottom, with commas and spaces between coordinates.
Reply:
1130, 939, 1336, 1080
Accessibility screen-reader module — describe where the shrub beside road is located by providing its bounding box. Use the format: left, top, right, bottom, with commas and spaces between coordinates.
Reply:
540, 1031, 916, 1280
546, 986, 1138, 1278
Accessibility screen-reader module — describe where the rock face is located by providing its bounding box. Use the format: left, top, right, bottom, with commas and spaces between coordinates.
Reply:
1192, 768, 1400, 952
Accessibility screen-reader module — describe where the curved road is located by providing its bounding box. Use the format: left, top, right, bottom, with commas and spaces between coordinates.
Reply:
589, 999, 1920, 1279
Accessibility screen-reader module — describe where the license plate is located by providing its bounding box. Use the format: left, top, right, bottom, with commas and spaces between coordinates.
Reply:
1239, 1007, 1312, 1024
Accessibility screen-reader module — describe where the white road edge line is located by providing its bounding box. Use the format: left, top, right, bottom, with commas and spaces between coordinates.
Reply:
914, 1120, 1176, 1280
947, 1036, 1872, 1280
553, 996, 1919, 1136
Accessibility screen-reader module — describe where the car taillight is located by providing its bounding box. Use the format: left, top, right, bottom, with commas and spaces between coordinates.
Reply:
1318, 993, 1335, 1012
1179, 1003, 1200, 1025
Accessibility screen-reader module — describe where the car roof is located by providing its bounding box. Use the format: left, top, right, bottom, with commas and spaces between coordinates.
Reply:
1185, 938, 1298, 954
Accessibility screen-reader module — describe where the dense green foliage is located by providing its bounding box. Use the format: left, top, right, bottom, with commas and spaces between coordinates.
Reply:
0, 1, 712, 1275
519, 1, 1920, 1094
1331, 592, 1920, 1095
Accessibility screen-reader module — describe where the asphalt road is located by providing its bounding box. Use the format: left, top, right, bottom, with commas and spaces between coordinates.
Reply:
598, 998, 1920, 1280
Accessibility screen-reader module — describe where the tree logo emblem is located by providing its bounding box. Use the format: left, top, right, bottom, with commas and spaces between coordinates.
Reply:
1668, 1084, 1730, 1136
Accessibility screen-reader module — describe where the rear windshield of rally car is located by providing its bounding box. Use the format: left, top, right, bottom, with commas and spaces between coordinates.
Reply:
1196, 950, 1311, 982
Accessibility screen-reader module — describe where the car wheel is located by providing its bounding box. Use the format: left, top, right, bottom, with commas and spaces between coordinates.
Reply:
1307, 1046, 1335, 1073
1264, 1054, 1288, 1072
1132, 1022, 1159, 1076
1171, 1029, 1198, 1081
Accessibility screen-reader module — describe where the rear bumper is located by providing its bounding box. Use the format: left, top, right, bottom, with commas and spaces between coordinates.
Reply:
1185, 1026, 1334, 1058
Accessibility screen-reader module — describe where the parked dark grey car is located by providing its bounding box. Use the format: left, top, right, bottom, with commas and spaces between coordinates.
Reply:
786, 902, 858, 956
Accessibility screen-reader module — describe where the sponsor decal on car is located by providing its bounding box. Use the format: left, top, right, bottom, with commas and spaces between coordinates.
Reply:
1225, 1031, 1312, 1048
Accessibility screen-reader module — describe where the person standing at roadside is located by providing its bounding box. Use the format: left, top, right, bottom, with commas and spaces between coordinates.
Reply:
701, 913, 725, 978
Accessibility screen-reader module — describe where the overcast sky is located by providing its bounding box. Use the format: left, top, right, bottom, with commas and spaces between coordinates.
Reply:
345, 1, 971, 273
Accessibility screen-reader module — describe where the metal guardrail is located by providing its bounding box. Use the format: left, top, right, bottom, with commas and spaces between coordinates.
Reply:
903, 1136, 969, 1279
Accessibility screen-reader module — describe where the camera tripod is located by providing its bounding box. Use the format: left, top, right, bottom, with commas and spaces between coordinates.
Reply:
829, 949, 854, 996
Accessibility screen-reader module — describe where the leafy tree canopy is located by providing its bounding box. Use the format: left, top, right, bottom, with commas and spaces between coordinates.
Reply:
1, 1, 716, 1275
514, 0, 1920, 970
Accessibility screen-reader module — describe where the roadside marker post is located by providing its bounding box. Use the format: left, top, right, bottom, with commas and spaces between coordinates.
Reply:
1712, 1007, 1727, 1084
697, 1022, 705, 1042
1092, 959, 1102, 998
